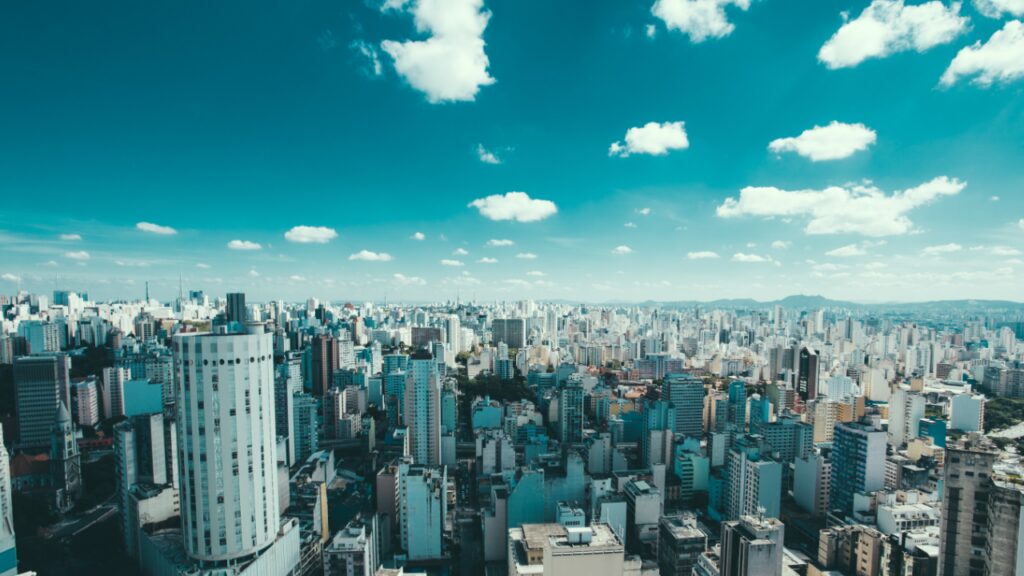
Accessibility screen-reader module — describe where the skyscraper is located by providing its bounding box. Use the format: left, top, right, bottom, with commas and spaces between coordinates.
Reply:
558, 378, 585, 444
311, 333, 337, 397
173, 329, 280, 562
720, 514, 785, 576
0, 425, 17, 576
725, 436, 782, 521
398, 462, 447, 560
642, 399, 675, 467
938, 434, 1000, 576
14, 354, 71, 449
798, 347, 818, 402
727, 381, 747, 430
225, 292, 247, 326
658, 514, 705, 576
830, 421, 886, 519
404, 351, 442, 466
492, 318, 526, 348
662, 373, 704, 438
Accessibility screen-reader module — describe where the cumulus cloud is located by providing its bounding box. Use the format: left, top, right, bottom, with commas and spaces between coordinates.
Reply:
381, 0, 495, 103
687, 251, 720, 259
1, 273, 20, 282
228, 239, 262, 251
818, 0, 968, 69
609, 121, 689, 157
196, 263, 211, 269
64, 250, 90, 260
941, 20, 1024, 87
394, 273, 427, 286
249, 269, 260, 277
284, 225, 338, 244
768, 121, 877, 161
411, 231, 426, 241
612, 245, 633, 254
732, 252, 771, 262
527, 270, 545, 276
516, 252, 537, 259
136, 221, 177, 235
486, 238, 515, 246
972, 245, 1022, 255
637, 207, 652, 216
1020, 218, 1024, 229
974, 0, 1024, 18
771, 240, 791, 249
716, 176, 966, 236
60, 233, 82, 241
826, 243, 867, 257
650, 0, 752, 43
469, 192, 557, 222
478, 257, 498, 263
477, 144, 501, 164
351, 40, 383, 76
624, 221, 638, 228
453, 248, 469, 256
441, 259, 465, 266
922, 242, 962, 255
349, 250, 394, 261
290, 275, 306, 282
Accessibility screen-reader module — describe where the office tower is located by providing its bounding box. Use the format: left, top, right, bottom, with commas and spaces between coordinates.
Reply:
492, 318, 526, 348
985, 457, 1024, 576
75, 379, 100, 427
404, 351, 442, 466
273, 371, 298, 466
14, 354, 71, 449
624, 479, 662, 555
727, 381, 746, 430
114, 413, 179, 560
794, 444, 832, 517
798, 347, 818, 402
662, 373, 704, 438
725, 436, 782, 521
0, 425, 17, 576
558, 378, 585, 444
949, 392, 985, 432
398, 462, 447, 560
173, 330, 279, 563
709, 392, 729, 433
747, 394, 770, 434
50, 401, 82, 512
443, 314, 461, 353
642, 399, 675, 467
830, 421, 886, 518
658, 514, 706, 576
103, 366, 130, 420
382, 353, 409, 377
938, 434, 1000, 576
720, 514, 785, 576
311, 334, 337, 397
323, 518, 377, 576
293, 393, 319, 464
508, 523, 625, 576
888, 386, 925, 447
225, 292, 247, 326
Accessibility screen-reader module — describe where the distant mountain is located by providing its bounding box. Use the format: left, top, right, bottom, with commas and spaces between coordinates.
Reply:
553, 294, 1024, 310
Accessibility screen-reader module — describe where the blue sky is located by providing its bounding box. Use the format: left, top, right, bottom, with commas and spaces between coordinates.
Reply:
1, 0, 1023, 303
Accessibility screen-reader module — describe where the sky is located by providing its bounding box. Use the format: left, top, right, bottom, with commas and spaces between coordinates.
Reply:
1, 0, 1023, 304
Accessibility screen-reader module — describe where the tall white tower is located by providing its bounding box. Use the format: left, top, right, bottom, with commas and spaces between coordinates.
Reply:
1, 425, 17, 576
173, 329, 279, 563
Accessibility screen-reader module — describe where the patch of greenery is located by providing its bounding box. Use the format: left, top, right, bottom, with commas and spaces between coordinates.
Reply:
984, 397, 1024, 433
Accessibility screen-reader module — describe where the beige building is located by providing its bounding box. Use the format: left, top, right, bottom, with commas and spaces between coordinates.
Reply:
508, 523, 625, 576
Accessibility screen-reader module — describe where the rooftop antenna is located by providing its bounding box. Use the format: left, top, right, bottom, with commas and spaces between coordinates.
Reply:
145, 281, 150, 304
178, 273, 183, 302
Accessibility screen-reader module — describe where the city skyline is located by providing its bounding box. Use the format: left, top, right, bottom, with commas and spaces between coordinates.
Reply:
3, 0, 1024, 302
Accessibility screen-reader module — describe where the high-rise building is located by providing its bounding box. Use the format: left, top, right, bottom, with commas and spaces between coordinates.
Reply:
404, 351, 442, 466
114, 413, 179, 560
398, 462, 447, 560
938, 434, 1001, 576
492, 318, 526, 348
14, 354, 71, 449
225, 292, 247, 326
323, 517, 377, 576
658, 514, 706, 576
794, 444, 831, 517
102, 366, 130, 420
727, 381, 747, 430
720, 514, 785, 576
725, 436, 782, 521
830, 421, 887, 519
949, 392, 985, 433
798, 347, 818, 402
75, 379, 100, 427
888, 386, 925, 447
173, 329, 280, 563
311, 334, 338, 397
0, 425, 17, 576
508, 523, 625, 576
558, 379, 585, 444
642, 400, 675, 467
985, 456, 1024, 576
293, 393, 319, 464
662, 373, 704, 438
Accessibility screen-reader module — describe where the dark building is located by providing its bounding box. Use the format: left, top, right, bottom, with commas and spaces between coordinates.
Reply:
798, 347, 818, 402
658, 515, 706, 576
14, 355, 71, 449
311, 334, 338, 397
226, 292, 247, 326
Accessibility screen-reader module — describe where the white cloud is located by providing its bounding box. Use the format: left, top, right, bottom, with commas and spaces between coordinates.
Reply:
1, 273, 20, 282
624, 221, 637, 228
732, 252, 770, 262
527, 270, 545, 276
826, 243, 867, 257
60, 233, 82, 241
813, 262, 848, 272
486, 238, 515, 246
290, 275, 306, 282
469, 191, 557, 222
516, 252, 537, 259
651, 0, 752, 43
941, 20, 1024, 87
249, 269, 260, 277
64, 250, 90, 260
351, 40, 383, 76
394, 273, 427, 286
1020, 218, 1024, 229
687, 251, 720, 259
478, 257, 498, 263
991, 195, 1001, 201
136, 221, 177, 235
41, 260, 57, 267
284, 225, 338, 244
381, 0, 495, 103
349, 250, 394, 262
609, 121, 689, 157
646, 24, 658, 38
716, 176, 966, 236
441, 259, 465, 266
196, 263, 211, 269
974, 0, 1024, 18
922, 242, 962, 255
637, 207, 652, 216
612, 245, 633, 254
411, 231, 426, 241
818, 0, 968, 69
771, 240, 791, 249
768, 121, 877, 161
228, 239, 262, 251
453, 248, 469, 256
973, 245, 1022, 256
477, 144, 501, 164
